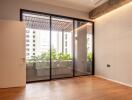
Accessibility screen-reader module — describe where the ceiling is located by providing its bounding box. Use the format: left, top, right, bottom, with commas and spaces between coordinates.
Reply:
30, 0, 108, 12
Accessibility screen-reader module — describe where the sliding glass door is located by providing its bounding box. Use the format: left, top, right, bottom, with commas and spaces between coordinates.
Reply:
21, 10, 94, 82
23, 12, 51, 82
51, 17, 73, 79
74, 21, 93, 76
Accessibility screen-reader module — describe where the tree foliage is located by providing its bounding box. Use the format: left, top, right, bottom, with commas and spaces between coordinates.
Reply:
28, 49, 72, 63
87, 52, 92, 61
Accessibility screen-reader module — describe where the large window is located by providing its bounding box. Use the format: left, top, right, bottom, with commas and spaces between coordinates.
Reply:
21, 10, 94, 82
51, 16, 73, 79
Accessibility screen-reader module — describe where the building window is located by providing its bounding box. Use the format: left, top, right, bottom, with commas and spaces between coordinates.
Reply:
26, 53, 30, 56
26, 44, 29, 46
26, 48, 30, 51
26, 40, 29, 42
65, 41, 67, 47
26, 35, 29, 38
33, 30, 35, 34
33, 48, 35, 51
33, 35, 35, 38
33, 53, 35, 55
33, 40, 35, 42
65, 34, 67, 40
33, 44, 35, 46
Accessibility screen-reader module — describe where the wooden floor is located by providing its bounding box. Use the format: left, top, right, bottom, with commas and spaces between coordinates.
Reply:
0, 76, 132, 100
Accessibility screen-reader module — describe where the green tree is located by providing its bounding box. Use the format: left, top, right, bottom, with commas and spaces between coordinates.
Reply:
28, 49, 72, 63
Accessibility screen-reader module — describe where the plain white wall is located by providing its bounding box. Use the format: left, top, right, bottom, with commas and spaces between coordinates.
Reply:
95, 2, 132, 85
0, 0, 89, 21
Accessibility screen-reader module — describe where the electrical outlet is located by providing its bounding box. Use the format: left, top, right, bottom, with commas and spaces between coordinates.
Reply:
107, 64, 111, 67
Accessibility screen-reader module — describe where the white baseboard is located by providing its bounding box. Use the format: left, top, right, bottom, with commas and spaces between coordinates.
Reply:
95, 75, 132, 87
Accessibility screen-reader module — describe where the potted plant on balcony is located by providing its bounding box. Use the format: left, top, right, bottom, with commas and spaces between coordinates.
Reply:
27, 49, 73, 76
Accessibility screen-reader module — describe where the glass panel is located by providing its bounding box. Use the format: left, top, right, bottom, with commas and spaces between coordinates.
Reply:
74, 21, 93, 76
87, 23, 93, 74
23, 12, 50, 82
51, 17, 73, 79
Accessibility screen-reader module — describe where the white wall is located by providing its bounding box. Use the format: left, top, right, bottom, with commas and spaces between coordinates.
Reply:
0, 0, 89, 21
95, 2, 132, 85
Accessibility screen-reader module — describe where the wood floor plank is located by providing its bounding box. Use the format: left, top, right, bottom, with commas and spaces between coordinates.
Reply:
0, 76, 132, 100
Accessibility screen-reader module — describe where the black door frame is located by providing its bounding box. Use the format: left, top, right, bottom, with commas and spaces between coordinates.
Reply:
20, 9, 95, 83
